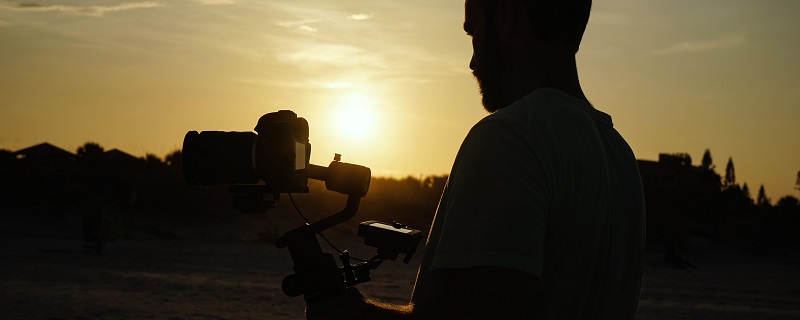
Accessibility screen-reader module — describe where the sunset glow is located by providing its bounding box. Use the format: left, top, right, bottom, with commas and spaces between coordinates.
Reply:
334, 93, 377, 141
1, 0, 799, 198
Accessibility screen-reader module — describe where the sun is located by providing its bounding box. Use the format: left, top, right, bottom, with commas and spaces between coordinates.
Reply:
334, 93, 376, 141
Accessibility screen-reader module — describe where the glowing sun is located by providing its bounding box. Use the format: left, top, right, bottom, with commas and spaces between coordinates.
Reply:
335, 93, 376, 141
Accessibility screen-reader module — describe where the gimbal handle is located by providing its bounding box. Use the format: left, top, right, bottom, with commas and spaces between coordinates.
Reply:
273, 158, 371, 303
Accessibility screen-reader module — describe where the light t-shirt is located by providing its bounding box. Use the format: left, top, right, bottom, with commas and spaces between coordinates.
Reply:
411, 87, 646, 319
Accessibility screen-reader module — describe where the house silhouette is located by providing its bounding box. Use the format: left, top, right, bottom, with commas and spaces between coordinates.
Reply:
102, 149, 140, 163
14, 142, 76, 163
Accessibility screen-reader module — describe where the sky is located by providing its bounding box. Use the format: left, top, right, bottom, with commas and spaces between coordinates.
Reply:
1, 0, 799, 199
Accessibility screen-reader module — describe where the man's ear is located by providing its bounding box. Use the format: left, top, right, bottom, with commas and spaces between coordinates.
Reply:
494, 0, 523, 44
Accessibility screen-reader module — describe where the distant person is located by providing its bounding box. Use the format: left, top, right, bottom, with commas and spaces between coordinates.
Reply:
307, 0, 646, 318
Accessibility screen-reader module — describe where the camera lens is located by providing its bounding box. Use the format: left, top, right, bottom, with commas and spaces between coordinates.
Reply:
182, 131, 259, 185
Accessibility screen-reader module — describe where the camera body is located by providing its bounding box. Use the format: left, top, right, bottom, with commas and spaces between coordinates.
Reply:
182, 110, 310, 193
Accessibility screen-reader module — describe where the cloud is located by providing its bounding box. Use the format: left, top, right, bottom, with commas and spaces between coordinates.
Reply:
653, 35, 745, 55
241, 2, 465, 87
347, 13, 373, 21
276, 18, 320, 33
233, 78, 357, 89
279, 43, 382, 67
276, 19, 318, 28
298, 25, 317, 33
275, 19, 319, 33
193, 0, 234, 4
0, 2, 162, 17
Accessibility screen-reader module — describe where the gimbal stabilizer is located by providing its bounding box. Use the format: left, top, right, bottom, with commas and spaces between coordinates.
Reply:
275, 159, 422, 304
182, 110, 422, 304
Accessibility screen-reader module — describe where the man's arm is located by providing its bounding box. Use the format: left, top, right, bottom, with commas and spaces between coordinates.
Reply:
306, 266, 539, 320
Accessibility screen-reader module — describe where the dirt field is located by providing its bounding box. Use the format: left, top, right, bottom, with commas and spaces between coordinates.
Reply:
2, 210, 799, 319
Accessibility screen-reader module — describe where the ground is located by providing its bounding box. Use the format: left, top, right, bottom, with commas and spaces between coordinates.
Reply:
1, 210, 799, 319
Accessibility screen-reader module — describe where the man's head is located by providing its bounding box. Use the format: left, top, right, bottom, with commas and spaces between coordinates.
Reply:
465, 0, 592, 112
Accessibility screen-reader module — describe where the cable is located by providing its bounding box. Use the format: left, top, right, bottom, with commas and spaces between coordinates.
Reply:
287, 193, 372, 262
287, 193, 312, 224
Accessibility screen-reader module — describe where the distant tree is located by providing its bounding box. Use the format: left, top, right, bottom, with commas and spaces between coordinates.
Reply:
795, 170, 800, 193
757, 184, 770, 207
742, 183, 752, 203
164, 150, 183, 178
776, 195, 799, 209
77, 142, 105, 159
144, 153, 163, 165
775, 196, 800, 220
723, 157, 736, 189
701, 149, 714, 171
165, 150, 182, 168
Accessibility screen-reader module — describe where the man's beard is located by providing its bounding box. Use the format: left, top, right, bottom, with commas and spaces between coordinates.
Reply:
473, 35, 506, 113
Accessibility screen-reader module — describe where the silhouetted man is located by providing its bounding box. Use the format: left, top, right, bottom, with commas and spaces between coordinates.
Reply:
306, 0, 646, 318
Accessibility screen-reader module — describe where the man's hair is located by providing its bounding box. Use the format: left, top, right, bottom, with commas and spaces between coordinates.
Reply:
525, 0, 592, 52
482, 0, 592, 53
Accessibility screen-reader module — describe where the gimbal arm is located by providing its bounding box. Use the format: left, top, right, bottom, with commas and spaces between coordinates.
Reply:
275, 160, 369, 247
273, 158, 421, 304
274, 194, 360, 249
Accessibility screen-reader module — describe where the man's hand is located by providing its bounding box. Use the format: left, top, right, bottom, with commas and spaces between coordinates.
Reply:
305, 287, 369, 320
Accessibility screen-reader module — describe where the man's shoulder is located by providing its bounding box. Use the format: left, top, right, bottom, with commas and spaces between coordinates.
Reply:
481, 87, 600, 126
469, 88, 603, 143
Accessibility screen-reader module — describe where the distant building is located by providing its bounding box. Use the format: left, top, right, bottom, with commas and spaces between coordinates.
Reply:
658, 153, 692, 167
638, 153, 712, 191
638, 153, 722, 244
103, 149, 140, 163
14, 142, 75, 163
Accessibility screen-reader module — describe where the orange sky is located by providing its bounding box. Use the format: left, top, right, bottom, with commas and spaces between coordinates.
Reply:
1, 0, 799, 199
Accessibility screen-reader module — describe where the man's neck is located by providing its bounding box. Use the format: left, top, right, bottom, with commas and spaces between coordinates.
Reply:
502, 53, 590, 107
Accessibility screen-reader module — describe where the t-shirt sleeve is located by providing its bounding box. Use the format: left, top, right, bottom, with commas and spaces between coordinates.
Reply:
429, 119, 550, 279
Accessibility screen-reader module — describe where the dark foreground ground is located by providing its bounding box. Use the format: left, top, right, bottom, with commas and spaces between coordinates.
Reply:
2, 210, 799, 320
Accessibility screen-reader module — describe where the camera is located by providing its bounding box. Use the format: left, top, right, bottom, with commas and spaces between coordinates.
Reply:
182, 110, 311, 193
181, 110, 421, 304
182, 110, 371, 202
